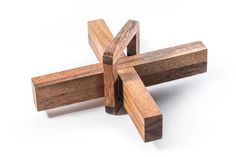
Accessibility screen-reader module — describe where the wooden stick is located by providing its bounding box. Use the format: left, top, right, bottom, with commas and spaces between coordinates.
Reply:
88, 19, 125, 62
32, 63, 103, 111
117, 41, 207, 86
102, 20, 140, 113
88, 19, 125, 113
32, 41, 207, 111
118, 67, 162, 142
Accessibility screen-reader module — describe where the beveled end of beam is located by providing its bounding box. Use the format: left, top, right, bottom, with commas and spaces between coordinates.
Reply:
144, 114, 163, 142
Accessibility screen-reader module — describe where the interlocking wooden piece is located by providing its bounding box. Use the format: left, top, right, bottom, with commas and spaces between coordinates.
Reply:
31, 19, 207, 142
102, 20, 140, 114
89, 19, 162, 141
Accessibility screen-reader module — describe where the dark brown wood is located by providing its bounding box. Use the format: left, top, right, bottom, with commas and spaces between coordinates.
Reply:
32, 41, 207, 111
127, 29, 140, 56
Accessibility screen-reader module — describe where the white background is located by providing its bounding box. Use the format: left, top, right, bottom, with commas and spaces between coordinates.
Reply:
0, 0, 236, 156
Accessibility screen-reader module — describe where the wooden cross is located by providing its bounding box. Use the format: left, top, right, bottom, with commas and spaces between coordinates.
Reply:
31, 19, 207, 142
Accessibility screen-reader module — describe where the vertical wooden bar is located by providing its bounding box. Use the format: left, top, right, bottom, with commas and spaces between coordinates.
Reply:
103, 20, 139, 114
88, 19, 125, 62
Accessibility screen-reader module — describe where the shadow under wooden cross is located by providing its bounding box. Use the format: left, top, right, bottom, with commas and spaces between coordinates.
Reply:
31, 19, 207, 142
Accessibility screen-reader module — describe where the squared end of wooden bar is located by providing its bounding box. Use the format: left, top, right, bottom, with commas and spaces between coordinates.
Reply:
31, 79, 39, 111
144, 114, 162, 142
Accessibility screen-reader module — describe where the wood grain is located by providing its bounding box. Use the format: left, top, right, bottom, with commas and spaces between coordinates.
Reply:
88, 19, 125, 62
118, 67, 162, 142
32, 41, 207, 111
32, 63, 103, 111
117, 41, 207, 86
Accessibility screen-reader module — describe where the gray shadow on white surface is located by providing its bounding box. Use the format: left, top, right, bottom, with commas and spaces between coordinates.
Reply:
45, 74, 208, 149
46, 98, 104, 118
46, 97, 127, 118
148, 77, 206, 149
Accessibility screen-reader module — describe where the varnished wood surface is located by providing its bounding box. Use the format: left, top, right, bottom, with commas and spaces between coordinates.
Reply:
32, 41, 207, 111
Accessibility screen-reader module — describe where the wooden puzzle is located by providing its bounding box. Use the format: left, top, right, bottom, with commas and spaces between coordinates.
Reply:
31, 19, 207, 142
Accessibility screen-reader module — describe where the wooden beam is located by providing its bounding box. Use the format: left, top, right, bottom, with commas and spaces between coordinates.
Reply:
88, 19, 125, 62
118, 67, 162, 142
32, 63, 103, 111
32, 41, 207, 111
117, 41, 207, 86
88, 19, 126, 113
102, 20, 140, 113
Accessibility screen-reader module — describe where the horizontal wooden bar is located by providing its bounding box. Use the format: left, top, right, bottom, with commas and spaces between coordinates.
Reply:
32, 63, 104, 111
32, 41, 207, 111
117, 41, 207, 86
